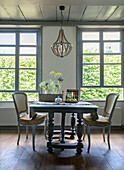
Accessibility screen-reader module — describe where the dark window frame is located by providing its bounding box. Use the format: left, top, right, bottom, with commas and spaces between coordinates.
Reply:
77, 28, 124, 99
0, 27, 42, 93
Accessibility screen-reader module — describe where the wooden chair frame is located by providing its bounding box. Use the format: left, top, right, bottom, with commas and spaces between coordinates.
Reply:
12, 92, 47, 151
83, 93, 119, 153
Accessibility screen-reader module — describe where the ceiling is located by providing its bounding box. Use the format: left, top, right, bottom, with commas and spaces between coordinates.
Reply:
0, 0, 124, 26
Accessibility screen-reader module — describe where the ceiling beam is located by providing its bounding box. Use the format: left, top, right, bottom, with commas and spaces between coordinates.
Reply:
0, 20, 124, 26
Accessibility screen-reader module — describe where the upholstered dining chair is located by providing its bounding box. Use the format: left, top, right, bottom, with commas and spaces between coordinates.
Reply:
83, 93, 119, 153
12, 92, 47, 151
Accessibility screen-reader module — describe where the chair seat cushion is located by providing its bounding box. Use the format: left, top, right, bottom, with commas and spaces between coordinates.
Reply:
83, 114, 109, 126
19, 113, 47, 125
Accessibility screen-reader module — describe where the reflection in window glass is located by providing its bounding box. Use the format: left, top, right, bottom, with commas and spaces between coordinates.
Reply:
19, 70, 36, 90
0, 33, 15, 45
0, 56, 15, 68
20, 47, 36, 54
104, 42, 120, 53
103, 32, 120, 40
20, 33, 36, 45
19, 56, 36, 68
0, 69, 15, 90
83, 65, 100, 86
104, 55, 121, 63
83, 55, 100, 63
0, 47, 15, 54
104, 65, 121, 85
82, 32, 99, 40
83, 43, 99, 53
80, 88, 122, 100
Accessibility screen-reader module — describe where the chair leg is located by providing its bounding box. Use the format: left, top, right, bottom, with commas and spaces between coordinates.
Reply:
103, 127, 105, 142
107, 126, 111, 150
87, 125, 91, 153
17, 123, 20, 145
32, 124, 36, 151
44, 117, 48, 140
83, 124, 86, 140
26, 125, 28, 139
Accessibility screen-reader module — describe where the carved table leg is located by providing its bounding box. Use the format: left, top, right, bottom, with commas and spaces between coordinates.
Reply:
60, 112, 66, 143
70, 113, 75, 139
76, 112, 83, 154
47, 112, 54, 153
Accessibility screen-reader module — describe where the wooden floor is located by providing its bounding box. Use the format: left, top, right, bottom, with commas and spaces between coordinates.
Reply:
0, 129, 124, 170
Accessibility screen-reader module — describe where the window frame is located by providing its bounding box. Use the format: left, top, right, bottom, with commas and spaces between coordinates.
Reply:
0, 27, 42, 93
77, 28, 124, 99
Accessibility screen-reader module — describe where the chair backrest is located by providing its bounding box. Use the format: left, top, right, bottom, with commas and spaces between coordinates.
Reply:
12, 92, 28, 120
104, 93, 119, 122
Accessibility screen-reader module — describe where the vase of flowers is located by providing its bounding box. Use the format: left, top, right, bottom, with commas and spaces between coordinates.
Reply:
39, 71, 63, 102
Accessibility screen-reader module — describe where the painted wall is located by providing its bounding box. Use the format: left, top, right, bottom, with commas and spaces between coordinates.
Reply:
42, 26, 76, 90
0, 26, 124, 126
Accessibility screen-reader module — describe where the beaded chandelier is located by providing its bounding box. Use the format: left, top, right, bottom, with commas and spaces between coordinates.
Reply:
51, 6, 73, 58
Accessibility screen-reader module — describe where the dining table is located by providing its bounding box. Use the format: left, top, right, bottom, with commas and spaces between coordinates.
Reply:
29, 101, 98, 154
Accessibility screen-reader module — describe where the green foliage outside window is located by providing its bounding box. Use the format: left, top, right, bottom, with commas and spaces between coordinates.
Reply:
80, 88, 122, 100
0, 55, 37, 101
0, 92, 38, 101
81, 49, 122, 100
19, 56, 36, 68
0, 51, 123, 101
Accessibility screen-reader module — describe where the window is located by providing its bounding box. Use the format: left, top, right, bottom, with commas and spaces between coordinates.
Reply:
0, 29, 42, 101
77, 30, 124, 100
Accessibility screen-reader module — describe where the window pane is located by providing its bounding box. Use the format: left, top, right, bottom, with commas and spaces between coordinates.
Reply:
83, 65, 100, 86
83, 55, 100, 63
20, 47, 36, 54
80, 88, 122, 100
0, 47, 15, 54
83, 43, 99, 53
19, 70, 36, 90
104, 55, 121, 63
103, 32, 120, 40
0, 69, 15, 90
104, 42, 120, 53
0, 56, 15, 68
26, 93, 38, 101
20, 33, 36, 45
0, 92, 13, 101
0, 92, 38, 101
0, 33, 15, 45
104, 65, 121, 85
19, 56, 36, 68
82, 32, 99, 40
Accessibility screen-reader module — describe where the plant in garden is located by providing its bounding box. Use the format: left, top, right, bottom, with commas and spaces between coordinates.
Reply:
39, 71, 63, 94
0, 49, 122, 101
81, 48, 122, 100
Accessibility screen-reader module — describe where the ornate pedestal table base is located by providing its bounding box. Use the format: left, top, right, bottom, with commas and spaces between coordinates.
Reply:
29, 102, 98, 154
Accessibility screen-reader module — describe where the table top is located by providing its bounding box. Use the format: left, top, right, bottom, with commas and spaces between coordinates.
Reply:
29, 101, 98, 109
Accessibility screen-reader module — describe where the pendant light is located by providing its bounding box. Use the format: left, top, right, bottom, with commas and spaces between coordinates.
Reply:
51, 6, 73, 58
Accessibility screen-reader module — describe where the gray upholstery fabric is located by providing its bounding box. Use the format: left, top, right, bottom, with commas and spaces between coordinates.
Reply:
103, 94, 118, 117
14, 93, 28, 115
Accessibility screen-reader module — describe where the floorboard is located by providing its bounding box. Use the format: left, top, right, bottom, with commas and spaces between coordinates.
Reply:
0, 129, 124, 170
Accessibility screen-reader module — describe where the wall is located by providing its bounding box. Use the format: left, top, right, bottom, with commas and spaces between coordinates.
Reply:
42, 26, 76, 90
0, 26, 124, 127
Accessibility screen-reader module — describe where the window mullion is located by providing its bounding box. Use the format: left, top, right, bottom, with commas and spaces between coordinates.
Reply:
15, 32, 19, 91
76, 28, 82, 90
121, 31, 124, 87
37, 29, 42, 92
100, 31, 104, 87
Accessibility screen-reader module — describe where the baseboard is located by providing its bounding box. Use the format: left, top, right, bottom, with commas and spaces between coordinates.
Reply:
0, 125, 124, 130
